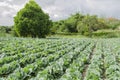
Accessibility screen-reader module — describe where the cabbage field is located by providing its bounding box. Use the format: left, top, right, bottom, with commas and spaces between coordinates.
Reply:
0, 37, 120, 80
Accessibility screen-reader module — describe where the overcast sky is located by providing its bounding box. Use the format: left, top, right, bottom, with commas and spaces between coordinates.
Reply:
0, 0, 120, 26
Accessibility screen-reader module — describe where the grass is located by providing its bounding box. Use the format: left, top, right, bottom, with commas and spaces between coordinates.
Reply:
0, 33, 12, 37
1, 29, 120, 38
47, 34, 87, 38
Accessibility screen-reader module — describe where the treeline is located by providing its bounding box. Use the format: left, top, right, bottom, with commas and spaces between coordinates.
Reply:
51, 13, 120, 36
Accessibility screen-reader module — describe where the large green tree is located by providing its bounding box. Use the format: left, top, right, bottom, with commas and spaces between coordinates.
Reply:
14, 0, 52, 38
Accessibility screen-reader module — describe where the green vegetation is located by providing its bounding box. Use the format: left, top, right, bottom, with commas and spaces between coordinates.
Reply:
92, 29, 120, 38
50, 14, 120, 38
14, 0, 52, 38
0, 26, 12, 37
105, 17, 120, 29
0, 37, 120, 80
0, 0, 120, 80
51, 13, 109, 36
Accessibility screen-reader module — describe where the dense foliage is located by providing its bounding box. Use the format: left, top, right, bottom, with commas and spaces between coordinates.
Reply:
14, 0, 52, 38
105, 17, 120, 29
51, 13, 109, 36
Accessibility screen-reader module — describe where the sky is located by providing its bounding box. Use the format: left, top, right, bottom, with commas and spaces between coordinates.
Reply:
0, 0, 120, 26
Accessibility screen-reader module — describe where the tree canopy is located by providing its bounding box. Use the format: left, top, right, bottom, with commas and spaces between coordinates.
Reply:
14, 0, 52, 38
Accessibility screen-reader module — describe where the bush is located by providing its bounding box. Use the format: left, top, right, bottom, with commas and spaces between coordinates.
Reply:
92, 30, 120, 38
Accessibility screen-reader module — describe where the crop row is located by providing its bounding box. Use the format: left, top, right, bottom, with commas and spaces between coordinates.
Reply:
0, 38, 120, 80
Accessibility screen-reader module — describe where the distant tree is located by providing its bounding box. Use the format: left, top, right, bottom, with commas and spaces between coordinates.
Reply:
51, 13, 109, 36
77, 15, 109, 36
65, 13, 84, 33
0, 26, 6, 33
0, 26, 12, 33
14, 0, 52, 38
76, 15, 92, 36
105, 17, 120, 29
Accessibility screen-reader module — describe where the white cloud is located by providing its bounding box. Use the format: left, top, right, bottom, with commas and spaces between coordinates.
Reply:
0, 0, 120, 26
7, 0, 13, 2
53, 14, 59, 18
0, 0, 29, 26
0, 1, 28, 12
